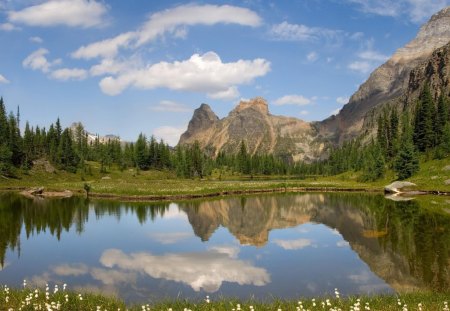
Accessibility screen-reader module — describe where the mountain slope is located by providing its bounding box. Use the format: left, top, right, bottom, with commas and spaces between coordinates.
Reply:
319, 6, 450, 142
179, 97, 324, 162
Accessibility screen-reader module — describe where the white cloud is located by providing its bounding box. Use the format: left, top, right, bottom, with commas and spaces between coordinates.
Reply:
0, 74, 10, 84
99, 248, 270, 293
29, 36, 43, 43
306, 52, 318, 62
150, 100, 192, 113
149, 232, 192, 244
99, 51, 270, 96
299, 110, 309, 116
89, 57, 138, 76
22, 48, 60, 73
0, 22, 19, 31
50, 68, 88, 81
347, 0, 450, 23
348, 41, 389, 74
208, 246, 240, 259
274, 94, 312, 106
336, 97, 349, 105
135, 4, 262, 47
72, 4, 262, 60
72, 32, 135, 60
358, 50, 389, 62
207, 86, 240, 100
270, 21, 341, 41
273, 238, 313, 250
153, 126, 187, 146
8, 0, 108, 28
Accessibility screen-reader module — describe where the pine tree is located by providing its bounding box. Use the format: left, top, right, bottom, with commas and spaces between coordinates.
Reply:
22, 121, 34, 168
395, 116, 419, 180
0, 98, 12, 175
134, 133, 149, 170
413, 85, 435, 151
388, 108, 399, 158
190, 141, 204, 178
58, 128, 79, 172
435, 94, 449, 146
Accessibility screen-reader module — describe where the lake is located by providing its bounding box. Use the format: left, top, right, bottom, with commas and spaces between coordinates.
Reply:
0, 192, 449, 303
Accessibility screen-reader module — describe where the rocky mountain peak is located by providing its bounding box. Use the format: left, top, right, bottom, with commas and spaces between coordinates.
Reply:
392, 6, 450, 63
178, 103, 219, 144
232, 97, 269, 115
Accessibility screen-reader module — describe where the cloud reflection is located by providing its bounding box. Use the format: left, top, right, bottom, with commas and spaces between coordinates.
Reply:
273, 238, 313, 250
100, 248, 270, 292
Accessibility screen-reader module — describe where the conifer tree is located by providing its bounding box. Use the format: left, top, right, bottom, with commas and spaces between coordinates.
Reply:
413, 85, 435, 151
58, 128, 79, 172
134, 133, 149, 170
435, 94, 449, 146
395, 116, 419, 180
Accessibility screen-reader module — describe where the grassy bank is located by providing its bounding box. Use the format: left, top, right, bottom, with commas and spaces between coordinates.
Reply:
1, 285, 449, 311
0, 157, 449, 199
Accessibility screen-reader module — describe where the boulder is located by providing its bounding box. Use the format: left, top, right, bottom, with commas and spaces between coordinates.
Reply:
384, 181, 417, 194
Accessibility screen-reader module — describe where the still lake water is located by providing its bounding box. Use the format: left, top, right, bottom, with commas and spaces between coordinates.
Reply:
0, 192, 449, 303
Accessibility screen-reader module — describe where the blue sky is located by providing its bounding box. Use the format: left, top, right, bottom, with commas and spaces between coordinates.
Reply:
1, 0, 449, 145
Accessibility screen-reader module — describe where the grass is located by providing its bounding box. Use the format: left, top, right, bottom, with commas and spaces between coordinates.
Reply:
1, 284, 449, 311
0, 157, 449, 199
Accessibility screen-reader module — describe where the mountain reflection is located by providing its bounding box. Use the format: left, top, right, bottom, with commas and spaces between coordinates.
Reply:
0, 192, 449, 294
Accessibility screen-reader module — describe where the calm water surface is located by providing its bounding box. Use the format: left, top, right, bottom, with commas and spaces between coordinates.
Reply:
0, 192, 449, 303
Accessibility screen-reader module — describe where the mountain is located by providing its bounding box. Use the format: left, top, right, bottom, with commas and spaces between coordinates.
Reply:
179, 6, 450, 158
179, 97, 324, 162
319, 6, 450, 142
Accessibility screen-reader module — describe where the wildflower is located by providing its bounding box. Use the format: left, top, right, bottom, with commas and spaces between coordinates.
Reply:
334, 288, 340, 299
417, 303, 422, 311
63, 284, 67, 291
205, 295, 210, 303
78, 294, 83, 301
23, 279, 27, 288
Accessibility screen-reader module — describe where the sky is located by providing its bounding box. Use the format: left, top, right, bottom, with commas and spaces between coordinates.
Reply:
1, 0, 450, 146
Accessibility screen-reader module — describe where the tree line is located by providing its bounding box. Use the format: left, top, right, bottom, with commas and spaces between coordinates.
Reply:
1, 86, 449, 181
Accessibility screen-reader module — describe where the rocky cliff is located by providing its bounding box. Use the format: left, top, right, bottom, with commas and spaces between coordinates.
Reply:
179, 97, 324, 162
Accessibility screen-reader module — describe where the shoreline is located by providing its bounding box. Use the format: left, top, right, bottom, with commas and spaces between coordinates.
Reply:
2, 185, 449, 202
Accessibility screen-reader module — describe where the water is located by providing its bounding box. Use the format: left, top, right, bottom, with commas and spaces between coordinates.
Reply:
0, 192, 449, 303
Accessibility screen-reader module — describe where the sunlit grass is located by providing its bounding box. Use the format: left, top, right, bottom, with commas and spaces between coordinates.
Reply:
1, 283, 449, 311
1, 157, 449, 198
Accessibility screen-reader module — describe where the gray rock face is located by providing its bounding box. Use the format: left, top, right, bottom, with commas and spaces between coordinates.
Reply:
319, 6, 450, 143
178, 97, 324, 162
179, 103, 219, 143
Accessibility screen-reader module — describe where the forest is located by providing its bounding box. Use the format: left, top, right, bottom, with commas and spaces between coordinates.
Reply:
0, 85, 449, 181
